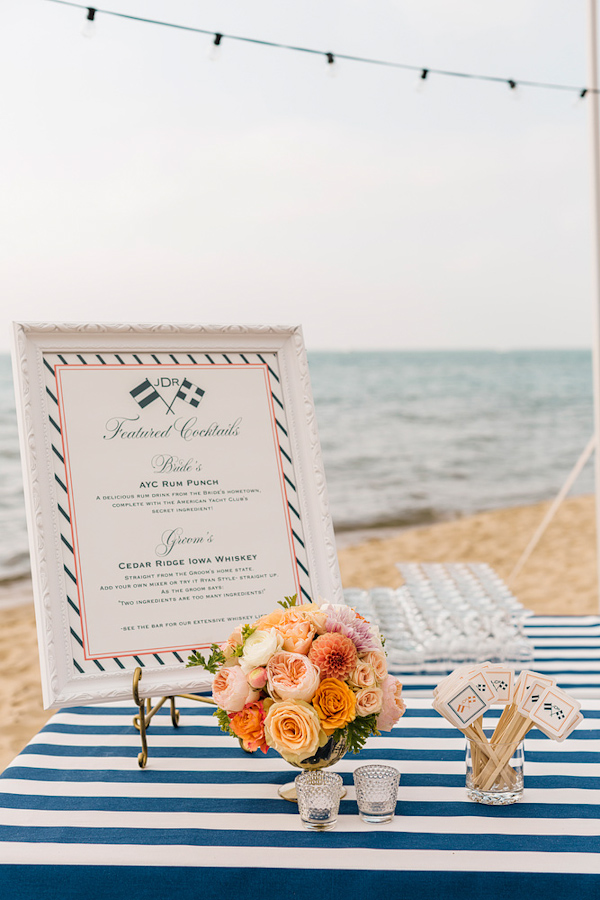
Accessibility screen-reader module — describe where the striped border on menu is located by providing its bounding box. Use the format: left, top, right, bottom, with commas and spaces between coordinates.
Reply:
41, 350, 312, 677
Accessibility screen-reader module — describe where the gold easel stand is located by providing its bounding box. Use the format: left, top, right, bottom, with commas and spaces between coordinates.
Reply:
132, 666, 216, 768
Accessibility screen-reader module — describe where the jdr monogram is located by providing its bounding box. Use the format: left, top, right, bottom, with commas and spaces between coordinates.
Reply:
130, 376, 205, 415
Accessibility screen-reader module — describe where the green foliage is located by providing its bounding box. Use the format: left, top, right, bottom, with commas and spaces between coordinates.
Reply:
277, 594, 298, 610
186, 643, 225, 674
334, 713, 380, 755
214, 707, 233, 734
241, 623, 257, 642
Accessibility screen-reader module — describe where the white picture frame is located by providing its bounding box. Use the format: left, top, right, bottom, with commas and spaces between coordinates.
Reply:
12, 322, 342, 708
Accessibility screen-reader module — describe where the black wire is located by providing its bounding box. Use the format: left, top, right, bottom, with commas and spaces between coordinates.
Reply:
44, 0, 596, 96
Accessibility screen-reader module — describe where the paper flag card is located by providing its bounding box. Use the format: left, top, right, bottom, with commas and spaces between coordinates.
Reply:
438, 681, 491, 729
527, 686, 582, 741
513, 670, 555, 707
433, 666, 471, 698
479, 665, 514, 704
516, 678, 553, 716
462, 668, 498, 704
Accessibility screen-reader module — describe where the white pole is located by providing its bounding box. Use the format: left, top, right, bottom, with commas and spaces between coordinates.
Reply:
586, 0, 600, 612
508, 435, 596, 584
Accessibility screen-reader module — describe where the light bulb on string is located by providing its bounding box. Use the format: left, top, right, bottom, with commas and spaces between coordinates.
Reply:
415, 68, 429, 93
326, 52, 337, 78
507, 79, 520, 100
574, 87, 588, 109
209, 33, 223, 62
82, 7, 96, 39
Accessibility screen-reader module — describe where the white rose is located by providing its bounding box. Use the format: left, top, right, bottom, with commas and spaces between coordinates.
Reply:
240, 629, 283, 673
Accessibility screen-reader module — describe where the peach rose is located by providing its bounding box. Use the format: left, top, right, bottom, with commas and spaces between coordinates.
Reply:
274, 608, 317, 655
256, 609, 285, 629
266, 651, 321, 702
297, 602, 328, 635
264, 699, 326, 764
361, 650, 388, 682
312, 677, 357, 735
355, 687, 383, 717
348, 660, 377, 690
229, 700, 269, 753
376, 675, 406, 731
212, 665, 259, 713
221, 625, 243, 665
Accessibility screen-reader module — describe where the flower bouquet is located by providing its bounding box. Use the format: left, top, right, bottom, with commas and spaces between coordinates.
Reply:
187, 595, 406, 799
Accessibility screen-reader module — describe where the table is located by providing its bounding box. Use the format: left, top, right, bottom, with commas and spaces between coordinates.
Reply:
1, 615, 599, 900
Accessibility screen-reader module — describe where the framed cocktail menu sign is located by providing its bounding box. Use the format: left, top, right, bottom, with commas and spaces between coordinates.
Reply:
12, 323, 342, 708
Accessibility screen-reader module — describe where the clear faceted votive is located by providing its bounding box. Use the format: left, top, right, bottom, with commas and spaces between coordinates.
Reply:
294, 771, 343, 832
353, 764, 400, 824
466, 738, 524, 805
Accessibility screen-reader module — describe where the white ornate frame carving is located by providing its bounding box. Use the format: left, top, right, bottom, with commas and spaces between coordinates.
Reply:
12, 323, 342, 708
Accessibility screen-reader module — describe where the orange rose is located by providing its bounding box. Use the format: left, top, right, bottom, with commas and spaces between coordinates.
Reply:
229, 701, 269, 753
264, 699, 326, 764
312, 678, 357, 735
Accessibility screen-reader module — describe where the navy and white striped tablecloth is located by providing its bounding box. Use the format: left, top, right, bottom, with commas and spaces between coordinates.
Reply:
0, 616, 599, 900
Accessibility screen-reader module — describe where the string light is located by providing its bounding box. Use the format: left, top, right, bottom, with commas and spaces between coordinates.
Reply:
209, 31, 223, 62
39, 0, 593, 99
82, 6, 96, 37
415, 67, 429, 93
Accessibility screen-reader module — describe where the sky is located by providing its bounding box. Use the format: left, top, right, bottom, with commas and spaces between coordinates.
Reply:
0, 0, 597, 351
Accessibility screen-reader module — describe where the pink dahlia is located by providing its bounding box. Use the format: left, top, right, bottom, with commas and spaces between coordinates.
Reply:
308, 632, 358, 680
321, 603, 382, 653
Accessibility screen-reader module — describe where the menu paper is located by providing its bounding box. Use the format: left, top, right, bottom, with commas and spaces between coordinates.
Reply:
13, 324, 342, 707
56, 363, 299, 659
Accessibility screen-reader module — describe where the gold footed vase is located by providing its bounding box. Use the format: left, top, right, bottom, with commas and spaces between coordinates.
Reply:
277, 734, 348, 801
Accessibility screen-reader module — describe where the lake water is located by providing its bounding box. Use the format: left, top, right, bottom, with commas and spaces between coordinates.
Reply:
0, 349, 594, 583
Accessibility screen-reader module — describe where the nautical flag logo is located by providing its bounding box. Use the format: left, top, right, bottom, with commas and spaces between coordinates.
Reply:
456, 693, 480, 715
544, 702, 565, 720
130, 375, 206, 415
176, 378, 205, 408
130, 379, 161, 409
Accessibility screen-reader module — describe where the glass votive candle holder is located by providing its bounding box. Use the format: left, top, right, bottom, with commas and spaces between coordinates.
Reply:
466, 737, 524, 805
353, 764, 400, 823
294, 771, 343, 831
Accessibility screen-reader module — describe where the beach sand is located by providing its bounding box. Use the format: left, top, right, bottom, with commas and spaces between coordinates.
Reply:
0, 493, 597, 773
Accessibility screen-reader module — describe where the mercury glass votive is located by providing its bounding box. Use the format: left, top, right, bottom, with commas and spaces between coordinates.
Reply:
353, 764, 400, 823
294, 771, 343, 832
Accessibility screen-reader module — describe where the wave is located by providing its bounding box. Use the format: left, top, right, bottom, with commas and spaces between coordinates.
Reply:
0, 552, 31, 586
333, 506, 456, 533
